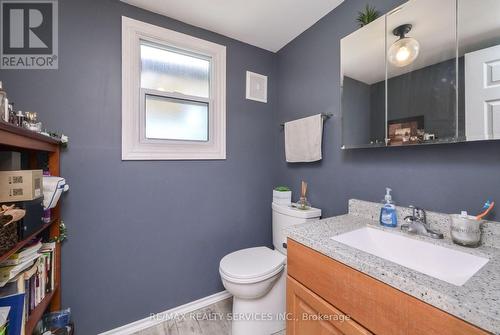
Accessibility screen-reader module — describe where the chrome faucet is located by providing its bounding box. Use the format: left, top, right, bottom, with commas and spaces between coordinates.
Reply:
401, 206, 444, 239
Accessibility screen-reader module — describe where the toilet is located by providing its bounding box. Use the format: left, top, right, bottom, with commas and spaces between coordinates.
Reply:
219, 202, 321, 335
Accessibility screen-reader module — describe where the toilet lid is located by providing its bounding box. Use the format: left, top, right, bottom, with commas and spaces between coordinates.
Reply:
219, 247, 286, 281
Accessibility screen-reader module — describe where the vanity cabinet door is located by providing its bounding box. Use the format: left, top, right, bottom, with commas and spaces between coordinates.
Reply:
287, 275, 372, 335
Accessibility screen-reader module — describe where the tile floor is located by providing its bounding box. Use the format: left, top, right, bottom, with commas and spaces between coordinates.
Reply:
133, 297, 285, 335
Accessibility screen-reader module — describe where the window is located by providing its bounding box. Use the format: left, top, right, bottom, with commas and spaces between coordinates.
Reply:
141, 43, 210, 141
122, 17, 226, 160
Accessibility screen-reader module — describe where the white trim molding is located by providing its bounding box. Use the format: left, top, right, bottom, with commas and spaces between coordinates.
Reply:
122, 17, 227, 160
99, 290, 232, 335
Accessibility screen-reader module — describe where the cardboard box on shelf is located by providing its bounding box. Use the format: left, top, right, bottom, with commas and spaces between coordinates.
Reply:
0, 170, 43, 202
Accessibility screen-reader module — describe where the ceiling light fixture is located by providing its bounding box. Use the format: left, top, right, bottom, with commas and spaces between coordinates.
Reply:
388, 24, 420, 67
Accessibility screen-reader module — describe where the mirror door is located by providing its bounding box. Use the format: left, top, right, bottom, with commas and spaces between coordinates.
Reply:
385, 0, 457, 147
460, 0, 500, 141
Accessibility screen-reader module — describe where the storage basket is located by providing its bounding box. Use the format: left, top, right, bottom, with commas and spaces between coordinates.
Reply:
0, 221, 18, 255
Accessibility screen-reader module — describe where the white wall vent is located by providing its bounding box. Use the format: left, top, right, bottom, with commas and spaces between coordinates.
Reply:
246, 71, 268, 103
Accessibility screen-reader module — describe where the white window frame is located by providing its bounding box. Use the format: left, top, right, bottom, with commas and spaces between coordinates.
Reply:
122, 17, 226, 160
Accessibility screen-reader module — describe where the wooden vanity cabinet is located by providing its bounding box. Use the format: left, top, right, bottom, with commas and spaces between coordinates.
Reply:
286, 239, 491, 335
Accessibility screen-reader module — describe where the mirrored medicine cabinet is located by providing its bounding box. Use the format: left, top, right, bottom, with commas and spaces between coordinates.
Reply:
341, 0, 500, 149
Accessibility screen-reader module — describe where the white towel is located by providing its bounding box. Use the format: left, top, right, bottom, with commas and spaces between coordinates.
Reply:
284, 114, 323, 163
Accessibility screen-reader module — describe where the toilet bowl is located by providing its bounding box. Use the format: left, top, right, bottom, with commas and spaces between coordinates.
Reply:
219, 203, 321, 335
220, 247, 287, 335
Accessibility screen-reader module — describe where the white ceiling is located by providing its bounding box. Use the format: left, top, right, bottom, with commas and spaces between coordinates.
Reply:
121, 0, 344, 52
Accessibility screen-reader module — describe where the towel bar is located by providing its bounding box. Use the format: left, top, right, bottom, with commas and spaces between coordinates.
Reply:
280, 113, 333, 128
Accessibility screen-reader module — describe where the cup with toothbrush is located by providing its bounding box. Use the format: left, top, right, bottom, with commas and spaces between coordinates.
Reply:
450, 200, 495, 247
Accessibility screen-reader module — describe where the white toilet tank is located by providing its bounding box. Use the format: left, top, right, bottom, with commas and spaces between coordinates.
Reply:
272, 202, 321, 254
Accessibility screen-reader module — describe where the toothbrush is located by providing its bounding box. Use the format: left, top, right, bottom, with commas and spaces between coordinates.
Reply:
475, 200, 495, 220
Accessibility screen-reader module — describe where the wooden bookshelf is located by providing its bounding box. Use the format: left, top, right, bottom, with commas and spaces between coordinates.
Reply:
0, 121, 63, 332
0, 121, 60, 152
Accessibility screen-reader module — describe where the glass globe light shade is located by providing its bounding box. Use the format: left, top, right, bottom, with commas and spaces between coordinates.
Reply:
388, 37, 420, 67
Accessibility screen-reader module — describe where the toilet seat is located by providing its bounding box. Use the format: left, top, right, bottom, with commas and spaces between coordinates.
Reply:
219, 247, 285, 284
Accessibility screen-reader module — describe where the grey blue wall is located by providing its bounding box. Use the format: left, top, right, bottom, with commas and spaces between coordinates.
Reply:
0, 0, 277, 333
275, 0, 500, 221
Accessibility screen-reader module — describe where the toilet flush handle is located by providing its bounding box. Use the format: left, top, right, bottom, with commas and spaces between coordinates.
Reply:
282, 242, 287, 249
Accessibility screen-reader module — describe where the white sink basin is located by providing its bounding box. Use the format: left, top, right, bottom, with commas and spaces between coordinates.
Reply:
331, 227, 489, 286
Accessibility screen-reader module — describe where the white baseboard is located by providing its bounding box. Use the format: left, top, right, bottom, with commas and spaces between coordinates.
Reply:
99, 290, 232, 335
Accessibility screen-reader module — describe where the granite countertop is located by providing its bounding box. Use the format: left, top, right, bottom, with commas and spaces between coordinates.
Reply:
286, 200, 500, 334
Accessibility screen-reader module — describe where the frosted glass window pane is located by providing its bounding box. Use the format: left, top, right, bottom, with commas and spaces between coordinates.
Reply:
145, 95, 208, 141
141, 43, 210, 98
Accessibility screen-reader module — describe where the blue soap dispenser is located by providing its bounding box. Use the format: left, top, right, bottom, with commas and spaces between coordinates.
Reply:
380, 187, 397, 227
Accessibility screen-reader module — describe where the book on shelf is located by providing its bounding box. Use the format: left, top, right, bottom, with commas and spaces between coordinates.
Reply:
0, 241, 56, 335
23, 244, 56, 317
0, 278, 25, 335
0, 253, 40, 288
40, 242, 55, 294
1, 240, 42, 267
0, 306, 10, 331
